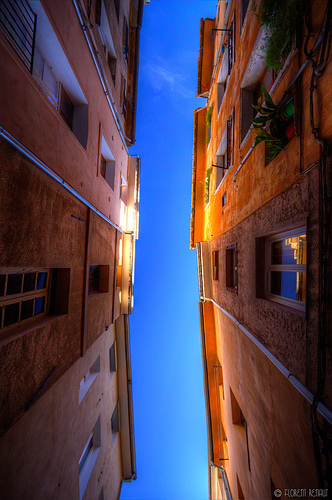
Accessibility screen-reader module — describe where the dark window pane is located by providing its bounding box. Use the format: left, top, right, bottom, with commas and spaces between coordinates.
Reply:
4, 303, 20, 327
23, 272, 36, 292
34, 296, 45, 315
89, 266, 100, 295
21, 299, 34, 320
36, 272, 47, 290
271, 271, 306, 302
0, 275, 6, 296
100, 155, 106, 178
7, 274, 22, 295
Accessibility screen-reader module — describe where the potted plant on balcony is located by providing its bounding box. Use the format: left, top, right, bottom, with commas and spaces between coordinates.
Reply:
251, 86, 294, 160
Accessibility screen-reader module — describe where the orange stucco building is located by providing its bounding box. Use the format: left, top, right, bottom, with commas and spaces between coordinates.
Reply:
0, 0, 145, 498
191, 1, 332, 498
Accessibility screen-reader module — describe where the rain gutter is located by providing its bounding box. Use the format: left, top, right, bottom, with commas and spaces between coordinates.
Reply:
130, 0, 144, 145
200, 296, 332, 426
0, 126, 124, 234
71, 0, 130, 152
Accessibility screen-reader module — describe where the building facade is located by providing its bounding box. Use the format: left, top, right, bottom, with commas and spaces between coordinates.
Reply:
191, 1, 332, 498
0, 0, 144, 498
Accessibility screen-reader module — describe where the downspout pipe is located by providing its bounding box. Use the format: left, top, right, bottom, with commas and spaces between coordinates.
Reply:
0, 126, 124, 234
201, 296, 332, 426
71, 0, 130, 152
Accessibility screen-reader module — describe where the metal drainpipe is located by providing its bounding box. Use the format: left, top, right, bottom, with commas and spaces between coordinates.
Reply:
210, 462, 232, 500
71, 0, 131, 152
0, 126, 124, 234
201, 296, 332, 426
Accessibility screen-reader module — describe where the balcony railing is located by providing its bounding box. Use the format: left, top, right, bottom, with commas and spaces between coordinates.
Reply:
0, 0, 36, 72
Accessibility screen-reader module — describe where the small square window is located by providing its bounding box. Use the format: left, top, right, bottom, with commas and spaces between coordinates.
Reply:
111, 402, 120, 445
88, 266, 109, 296
265, 227, 306, 310
79, 416, 101, 500
212, 250, 219, 281
222, 191, 227, 207
109, 342, 116, 375
226, 244, 238, 293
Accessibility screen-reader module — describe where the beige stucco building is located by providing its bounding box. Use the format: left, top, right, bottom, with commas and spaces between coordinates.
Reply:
0, 0, 144, 498
191, 1, 332, 498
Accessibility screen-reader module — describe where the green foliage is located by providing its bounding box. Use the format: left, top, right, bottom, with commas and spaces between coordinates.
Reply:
251, 86, 288, 160
202, 167, 212, 205
206, 102, 214, 127
252, 0, 302, 71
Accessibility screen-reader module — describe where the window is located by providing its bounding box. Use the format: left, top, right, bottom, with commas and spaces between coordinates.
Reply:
240, 67, 275, 145
0, 268, 69, 335
79, 357, 100, 404
204, 167, 212, 207
265, 227, 306, 311
237, 475, 245, 500
215, 125, 230, 190
122, 16, 129, 62
33, 45, 59, 107
60, 86, 74, 130
120, 75, 127, 118
114, 0, 120, 21
79, 416, 101, 500
222, 191, 227, 207
100, 136, 116, 190
226, 114, 233, 168
96, 0, 117, 85
227, 15, 235, 76
241, 0, 250, 29
111, 402, 119, 445
0, 269, 49, 330
230, 387, 250, 471
212, 250, 219, 281
0, 0, 36, 72
216, 14, 235, 112
88, 265, 109, 296
109, 341, 116, 376
226, 244, 237, 293
28, 0, 88, 148
120, 175, 127, 205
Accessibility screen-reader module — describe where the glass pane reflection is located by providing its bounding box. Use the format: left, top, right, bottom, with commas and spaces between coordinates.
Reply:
271, 271, 306, 303
271, 235, 306, 265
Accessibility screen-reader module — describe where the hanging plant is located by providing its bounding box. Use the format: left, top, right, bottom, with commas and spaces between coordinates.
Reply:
252, 0, 302, 71
201, 167, 212, 205
251, 86, 294, 161
206, 102, 214, 128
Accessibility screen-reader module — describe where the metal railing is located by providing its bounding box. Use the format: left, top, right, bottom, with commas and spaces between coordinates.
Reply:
0, 0, 36, 72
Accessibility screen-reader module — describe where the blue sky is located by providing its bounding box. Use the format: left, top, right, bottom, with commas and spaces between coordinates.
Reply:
121, 2, 217, 499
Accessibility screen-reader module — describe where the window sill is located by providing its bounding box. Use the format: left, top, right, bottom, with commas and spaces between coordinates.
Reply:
0, 314, 67, 347
257, 297, 305, 317
226, 287, 238, 295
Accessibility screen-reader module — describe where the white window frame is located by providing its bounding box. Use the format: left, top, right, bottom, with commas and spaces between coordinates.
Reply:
265, 226, 306, 311
79, 357, 100, 404
79, 416, 101, 500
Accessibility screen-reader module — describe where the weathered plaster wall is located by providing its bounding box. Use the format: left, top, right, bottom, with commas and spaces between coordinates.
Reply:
0, 327, 122, 500
210, 170, 320, 391
214, 308, 318, 500
0, 142, 118, 436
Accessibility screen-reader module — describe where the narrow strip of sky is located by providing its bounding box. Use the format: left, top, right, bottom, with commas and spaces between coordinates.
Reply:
121, 1, 217, 500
